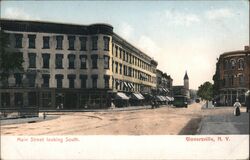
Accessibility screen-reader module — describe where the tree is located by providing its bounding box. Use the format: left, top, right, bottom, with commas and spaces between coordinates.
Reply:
0, 29, 24, 85
197, 81, 213, 108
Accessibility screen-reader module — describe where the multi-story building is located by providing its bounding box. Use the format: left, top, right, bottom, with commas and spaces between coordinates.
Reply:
156, 69, 173, 97
0, 19, 158, 109
213, 46, 250, 106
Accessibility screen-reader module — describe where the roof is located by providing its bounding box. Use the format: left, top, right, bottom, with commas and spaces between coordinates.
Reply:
184, 71, 189, 80
0, 18, 113, 35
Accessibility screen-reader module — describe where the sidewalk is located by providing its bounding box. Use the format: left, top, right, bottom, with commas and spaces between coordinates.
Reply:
198, 112, 249, 134
0, 114, 59, 126
40, 105, 156, 112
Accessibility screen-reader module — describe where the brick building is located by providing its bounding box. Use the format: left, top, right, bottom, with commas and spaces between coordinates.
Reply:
213, 46, 250, 105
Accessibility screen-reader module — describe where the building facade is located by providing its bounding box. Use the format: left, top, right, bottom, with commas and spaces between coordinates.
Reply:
0, 19, 158, 109
213, 46, 250, 106
156, 69, 173, 97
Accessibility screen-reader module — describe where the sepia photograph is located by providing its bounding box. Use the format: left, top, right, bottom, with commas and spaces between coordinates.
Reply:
0, 0, 249, 159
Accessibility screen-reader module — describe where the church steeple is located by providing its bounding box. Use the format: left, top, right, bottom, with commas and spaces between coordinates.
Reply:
184, 71, 189, 90
184, 71, 189, 80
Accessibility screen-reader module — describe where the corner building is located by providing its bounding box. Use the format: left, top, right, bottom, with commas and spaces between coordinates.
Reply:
0, 19, 157, 109
213, 46, 250, 106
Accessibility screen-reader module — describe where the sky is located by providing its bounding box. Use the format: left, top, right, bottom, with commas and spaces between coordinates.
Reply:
0, 1, 249, 89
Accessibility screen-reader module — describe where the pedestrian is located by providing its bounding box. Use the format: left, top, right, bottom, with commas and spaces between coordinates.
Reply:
150, 98, 155, 109
233, 99, 241, 116
60, 103, 64, 109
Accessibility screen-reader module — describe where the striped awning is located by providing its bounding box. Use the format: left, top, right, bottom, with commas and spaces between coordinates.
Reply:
116, 92, 129, 100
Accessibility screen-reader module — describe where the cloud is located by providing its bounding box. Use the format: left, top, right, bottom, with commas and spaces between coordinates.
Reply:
116, 22, 134, 40
160, 10, 200, 27
137, 35, 161, 58
2, 7, 40, 20
205, 8, 234, 20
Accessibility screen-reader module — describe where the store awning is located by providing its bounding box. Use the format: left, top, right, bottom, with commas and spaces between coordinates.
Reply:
165, 96, 172, 101
161, 96, 167, 101
132, 93, 145, 100
161, 88, 169, 93
130, 83, 135, 89
116, 92, 129, 100
128, 83, 133, 89
131, 93, 143, 100
123, 82, 128, 88
115, 79, 120, 85
156, 96, 164, 102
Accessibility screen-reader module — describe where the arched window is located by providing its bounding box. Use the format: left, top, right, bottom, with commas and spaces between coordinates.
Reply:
224, 60, 228, 70
238, 58, 244, 69
230, 59, 236, 69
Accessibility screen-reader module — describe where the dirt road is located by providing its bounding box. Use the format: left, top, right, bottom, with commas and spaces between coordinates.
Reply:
1, 103, 235, 135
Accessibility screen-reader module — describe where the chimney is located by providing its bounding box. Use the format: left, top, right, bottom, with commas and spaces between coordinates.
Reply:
244, 46, 249, 51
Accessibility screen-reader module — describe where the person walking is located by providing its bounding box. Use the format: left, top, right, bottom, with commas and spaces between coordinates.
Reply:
233, 99, 241, 116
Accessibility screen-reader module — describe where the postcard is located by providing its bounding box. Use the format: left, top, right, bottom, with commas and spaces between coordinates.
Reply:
0, 1, 249, 159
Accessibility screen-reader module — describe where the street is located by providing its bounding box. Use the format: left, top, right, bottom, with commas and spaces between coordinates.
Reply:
1, 103, 249, 135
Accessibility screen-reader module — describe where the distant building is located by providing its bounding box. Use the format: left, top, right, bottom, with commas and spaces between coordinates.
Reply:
173, 71, 190, 98
0, 19, 158, 109
213, 46, 250, 106
156, 69, 173, 97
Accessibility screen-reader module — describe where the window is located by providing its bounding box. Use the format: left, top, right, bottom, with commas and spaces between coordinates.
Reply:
80, 37, 87, 51
68, 54, 75, 69
115, 62, 118, 73
68, 74, 76, 88
119, 64, 122, 74
92, 36, 98, 50
56, 36, 63, 49
27, 74, 36, 87
230, 59, 236, 69
104, 56, 109, 69
119, 49, 122, 59
238, 59, 244, 69
55, 74, 64, 88
80, 75, 87, 88
68, 36, 75, 50
28, 53, 36, 68
15, 34, 23, 48
43, 36, 50, 49
80, 55, 87, 69
91, 55, 98, 69
103, 36, 110, 51
42, 74, 50, 87
112, 60, 114, 72
104, 75, 110, 89
56, 54, 63, 69
239, 75, 244, 85
14, 73, 22, 87
91, 75, 98, 88
123, 51, 126, 61
128, 67, 132, 77
28, 35, 36, 48
14, 93, 23, 106
229, 75, 234, 86
115, 46, 118, 57
42, 53, 50, 68
123, 65, 127, 76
